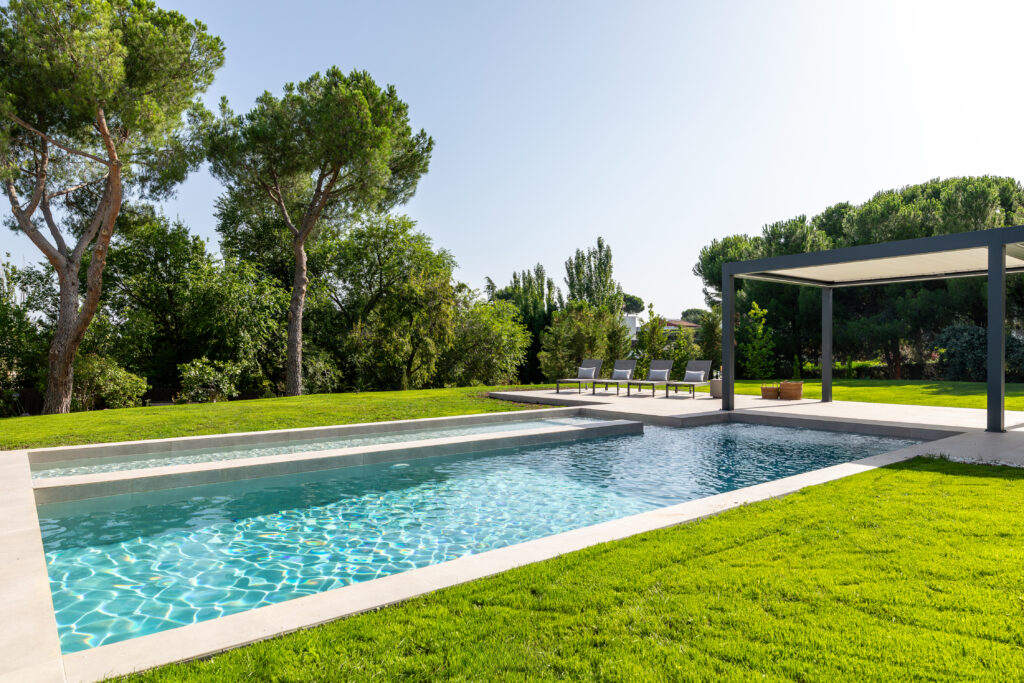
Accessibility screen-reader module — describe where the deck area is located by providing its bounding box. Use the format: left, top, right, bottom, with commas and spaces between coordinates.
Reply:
489, 388, 1024, 467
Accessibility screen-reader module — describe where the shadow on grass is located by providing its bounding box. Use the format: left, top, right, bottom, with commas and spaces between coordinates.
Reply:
885, 455, 1024, 480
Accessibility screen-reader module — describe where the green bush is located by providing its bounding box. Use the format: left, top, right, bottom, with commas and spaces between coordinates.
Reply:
934, 323, 1024, 382
303, 350, 345, 395
932, 324, 987, 381
178, 357, 242, 403
537, 302, 627, 381
634, 305, 670, 380
436, 299, 531, 387
670, 329, 702, 380
71, 354, 149, 411
737, 302, 775, 380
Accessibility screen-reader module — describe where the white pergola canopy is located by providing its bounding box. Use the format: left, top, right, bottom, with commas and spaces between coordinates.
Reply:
720, 225, 1024, 432
746, 245, 1024, 288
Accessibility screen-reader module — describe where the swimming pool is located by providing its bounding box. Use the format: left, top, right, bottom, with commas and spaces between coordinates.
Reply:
32, 415, 601, 478
39, 423, 918, 653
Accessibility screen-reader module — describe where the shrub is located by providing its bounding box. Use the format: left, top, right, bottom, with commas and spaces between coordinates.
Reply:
537, 302, 625, 381
72, 354, 149, 411
178, 357, 242, 403
698, 306, 722, 372
634, 305, 670, 379
670, 329, 702, 380
737, 301, 775, 379
436, 299, 531, 387
932, 324, 987, 381
303, 350, 344, 395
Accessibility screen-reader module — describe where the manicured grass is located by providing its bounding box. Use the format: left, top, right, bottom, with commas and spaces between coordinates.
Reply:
707, 378, 1024, 410
125, 457, 1024, 681
0, 386, 552, 450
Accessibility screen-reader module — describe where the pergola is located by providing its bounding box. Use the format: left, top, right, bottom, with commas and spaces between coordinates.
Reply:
721, 225, 1024, 433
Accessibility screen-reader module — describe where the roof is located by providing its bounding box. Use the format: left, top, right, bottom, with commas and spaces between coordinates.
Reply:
664, 319, 698, 328
723, 225, 1024, 288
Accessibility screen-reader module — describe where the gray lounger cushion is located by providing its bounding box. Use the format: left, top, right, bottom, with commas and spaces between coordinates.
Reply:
611, 368, 630, 380
647, 368, 669, 381
577, 366, 596, 379
684, 370, 705, 382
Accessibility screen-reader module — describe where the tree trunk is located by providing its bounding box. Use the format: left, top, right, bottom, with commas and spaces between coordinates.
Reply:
42, 269, 84, 413
285, 239, 309, 396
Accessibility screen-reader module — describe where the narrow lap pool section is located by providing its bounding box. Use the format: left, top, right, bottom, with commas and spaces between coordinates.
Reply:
39, 423, 918, 653
32, 416, 601, 478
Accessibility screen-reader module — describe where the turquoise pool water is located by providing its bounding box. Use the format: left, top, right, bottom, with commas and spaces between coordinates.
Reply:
32, 415, 600, 478
39, 423, 918, 653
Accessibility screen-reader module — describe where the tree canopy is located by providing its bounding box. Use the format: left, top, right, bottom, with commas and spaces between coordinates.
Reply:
564, 236, 624, 314
0, 0, 224, 412
207, 67, 433, 395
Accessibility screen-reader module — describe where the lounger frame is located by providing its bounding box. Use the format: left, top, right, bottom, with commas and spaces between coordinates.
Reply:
664, 360, 714, 398
593, 360, 638, 395
626, 360, 674, 396
555, 359, 603, 394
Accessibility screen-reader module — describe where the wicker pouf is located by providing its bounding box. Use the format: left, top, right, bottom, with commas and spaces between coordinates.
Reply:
760, 383, 780, 399
779, 381, 804, 400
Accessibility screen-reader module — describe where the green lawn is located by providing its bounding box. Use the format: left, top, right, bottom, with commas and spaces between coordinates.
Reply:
0, 386, 551, 450
707, 378, 1024, 410
125, 457, 1024, 681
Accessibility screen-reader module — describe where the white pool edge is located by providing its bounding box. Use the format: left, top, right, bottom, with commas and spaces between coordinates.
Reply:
26, 406, 573, 466
56, 436, 945, 683
33, 420, 642, 504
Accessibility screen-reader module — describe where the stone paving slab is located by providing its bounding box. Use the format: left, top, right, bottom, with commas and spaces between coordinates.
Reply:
490, 388, 1024, 432
0, 451, 64, 683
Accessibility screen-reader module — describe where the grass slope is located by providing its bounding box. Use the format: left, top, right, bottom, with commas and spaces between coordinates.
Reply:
127, 458, 1024, 682
711, 378, 1024, 410
0, 386, 550, 450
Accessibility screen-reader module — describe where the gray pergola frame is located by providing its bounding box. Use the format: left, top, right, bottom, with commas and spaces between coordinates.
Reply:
721, 224, 1024, 433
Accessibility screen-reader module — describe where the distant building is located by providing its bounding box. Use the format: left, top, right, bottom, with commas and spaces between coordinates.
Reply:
663, 319, 699, 335
623, 315, 696, 341
623, 314, 639, 340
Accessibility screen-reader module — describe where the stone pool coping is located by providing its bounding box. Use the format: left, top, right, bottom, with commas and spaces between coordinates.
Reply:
33, 419, 642, 504
57, 437, 942, 683
0, 450, 65, 683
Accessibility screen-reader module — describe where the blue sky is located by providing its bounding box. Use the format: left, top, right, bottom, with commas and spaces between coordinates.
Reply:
4, 0, 1024, 315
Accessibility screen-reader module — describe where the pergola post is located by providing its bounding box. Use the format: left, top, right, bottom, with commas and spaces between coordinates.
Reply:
822, 287, 832, 403
722, 269, 735, 411
987, 241, 1006, 433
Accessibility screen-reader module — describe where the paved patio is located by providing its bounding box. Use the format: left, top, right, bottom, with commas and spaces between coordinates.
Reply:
489, 388, 1024, 467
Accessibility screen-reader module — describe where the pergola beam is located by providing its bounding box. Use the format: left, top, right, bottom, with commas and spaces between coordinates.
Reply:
740, 265, 1024, 288
727, 224, 1024, 277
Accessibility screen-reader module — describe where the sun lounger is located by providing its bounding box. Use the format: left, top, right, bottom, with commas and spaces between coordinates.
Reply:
626, 360, 673, 396
556, 359, 603, 394
664, 360, 713, 398
594, 359, 637, 395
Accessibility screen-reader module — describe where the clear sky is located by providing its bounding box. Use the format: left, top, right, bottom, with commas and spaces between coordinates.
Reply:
4, 0, 1024, 316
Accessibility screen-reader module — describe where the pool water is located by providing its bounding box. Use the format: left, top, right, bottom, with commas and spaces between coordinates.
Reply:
39, 423, 918, 653
32, 416, 601, 478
